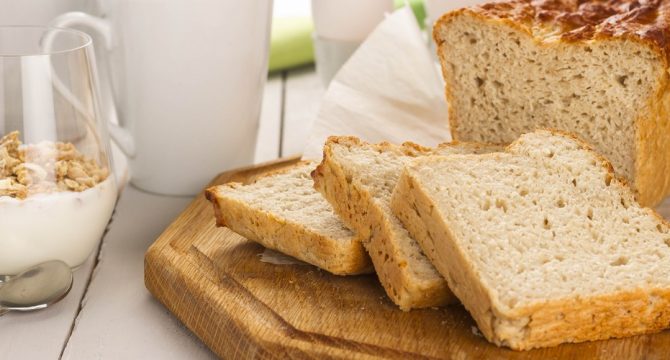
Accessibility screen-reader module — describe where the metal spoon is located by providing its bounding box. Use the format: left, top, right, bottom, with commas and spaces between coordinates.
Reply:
0, 260, 73, 316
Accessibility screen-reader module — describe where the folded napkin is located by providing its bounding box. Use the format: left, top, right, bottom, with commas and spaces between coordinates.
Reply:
268, 0, 427, 73
302, 6, 450, 160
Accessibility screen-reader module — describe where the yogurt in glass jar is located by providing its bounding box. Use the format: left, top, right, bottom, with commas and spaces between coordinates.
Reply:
0, 131, 117, 275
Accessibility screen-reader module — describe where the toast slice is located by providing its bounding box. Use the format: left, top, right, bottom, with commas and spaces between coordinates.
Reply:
312, 137, 499, 310
391, 130, 670, 349
205, 162, 372, 276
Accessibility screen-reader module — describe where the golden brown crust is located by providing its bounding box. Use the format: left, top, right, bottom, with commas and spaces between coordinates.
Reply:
436, 0, 670, 62
634, 70, 670, 206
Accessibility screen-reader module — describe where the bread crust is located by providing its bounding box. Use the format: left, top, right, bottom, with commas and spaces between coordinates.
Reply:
435, 0, 670, 59
433, 1, 670, 206
391, 129, 670, 349
312, 136, 456, 310
205, 163, 373, 276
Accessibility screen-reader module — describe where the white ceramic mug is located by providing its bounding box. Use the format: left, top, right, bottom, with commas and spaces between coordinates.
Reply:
51, 0, 273, 195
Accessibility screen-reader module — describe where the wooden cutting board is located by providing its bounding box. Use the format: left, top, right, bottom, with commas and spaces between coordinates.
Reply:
144, 158, 670, 359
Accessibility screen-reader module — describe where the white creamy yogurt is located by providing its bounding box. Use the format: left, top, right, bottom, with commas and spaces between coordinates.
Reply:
0, 177, 117, 275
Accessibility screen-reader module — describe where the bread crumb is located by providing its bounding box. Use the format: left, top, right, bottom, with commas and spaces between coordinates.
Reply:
258, 248, 308, 266
471, 326, 483, 338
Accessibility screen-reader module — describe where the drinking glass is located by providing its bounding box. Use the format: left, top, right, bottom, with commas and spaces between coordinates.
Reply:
0, 26, 117, 275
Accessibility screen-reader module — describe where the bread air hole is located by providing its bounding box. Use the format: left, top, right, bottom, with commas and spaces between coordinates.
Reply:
610, 256, 629, 266
590, 229, 599, 242
616, 75, 628, 87
475, 76, 484, 87
587, 208, 594, 220
543, 218, 551, 230
495, 199, 508, 212
556, 198, 566, 208
482, 199, 491, 211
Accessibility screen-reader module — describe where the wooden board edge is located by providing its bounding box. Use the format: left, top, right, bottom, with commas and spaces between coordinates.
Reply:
145, 243, 402, 359
143, 157, 383, 358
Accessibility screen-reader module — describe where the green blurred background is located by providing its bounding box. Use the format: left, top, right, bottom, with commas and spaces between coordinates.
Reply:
269, 0, 426, 73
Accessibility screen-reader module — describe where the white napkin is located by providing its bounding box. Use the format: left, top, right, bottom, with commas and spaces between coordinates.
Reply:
302, 6, 451, 160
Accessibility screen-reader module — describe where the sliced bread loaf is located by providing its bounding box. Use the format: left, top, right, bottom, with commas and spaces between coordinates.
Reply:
391, 130, 670, 349
312, 137, 499, 310
205, 162, 372, 276
433, 1, 670, 206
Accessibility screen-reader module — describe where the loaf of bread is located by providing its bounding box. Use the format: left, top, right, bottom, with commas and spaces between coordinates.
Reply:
391, 130, 670, 349
205, 162, 372, 276
312, 137, 500, 310
433, 0, 670, 206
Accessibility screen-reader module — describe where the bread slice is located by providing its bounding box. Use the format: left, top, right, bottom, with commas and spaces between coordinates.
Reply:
205, 162, 372, 276
391, 130, 670, 349
312, 137, 499, 310
433, 1, 670, 206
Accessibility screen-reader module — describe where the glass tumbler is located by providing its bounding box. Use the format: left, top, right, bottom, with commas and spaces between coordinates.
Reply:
0, 26, 117, 275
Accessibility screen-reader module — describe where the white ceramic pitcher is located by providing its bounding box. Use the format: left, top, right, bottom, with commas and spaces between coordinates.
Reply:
52, 0, 273, 195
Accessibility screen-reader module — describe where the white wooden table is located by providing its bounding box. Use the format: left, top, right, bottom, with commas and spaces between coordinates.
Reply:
0, 67, 324, 360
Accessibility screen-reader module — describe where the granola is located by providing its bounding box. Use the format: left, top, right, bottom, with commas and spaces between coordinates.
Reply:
0, 131, 109, 199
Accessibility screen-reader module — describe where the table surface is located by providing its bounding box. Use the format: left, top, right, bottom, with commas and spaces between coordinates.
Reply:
0, 68, 323, 360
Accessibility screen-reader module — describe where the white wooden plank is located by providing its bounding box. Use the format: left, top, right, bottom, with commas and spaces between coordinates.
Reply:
0, 248, 96, 360
282, 67, 325, 157
254, 74, 283, 164
61, 187, 215, 360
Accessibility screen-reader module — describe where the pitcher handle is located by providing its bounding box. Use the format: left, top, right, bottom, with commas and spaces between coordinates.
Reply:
48, 12, 135, 157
